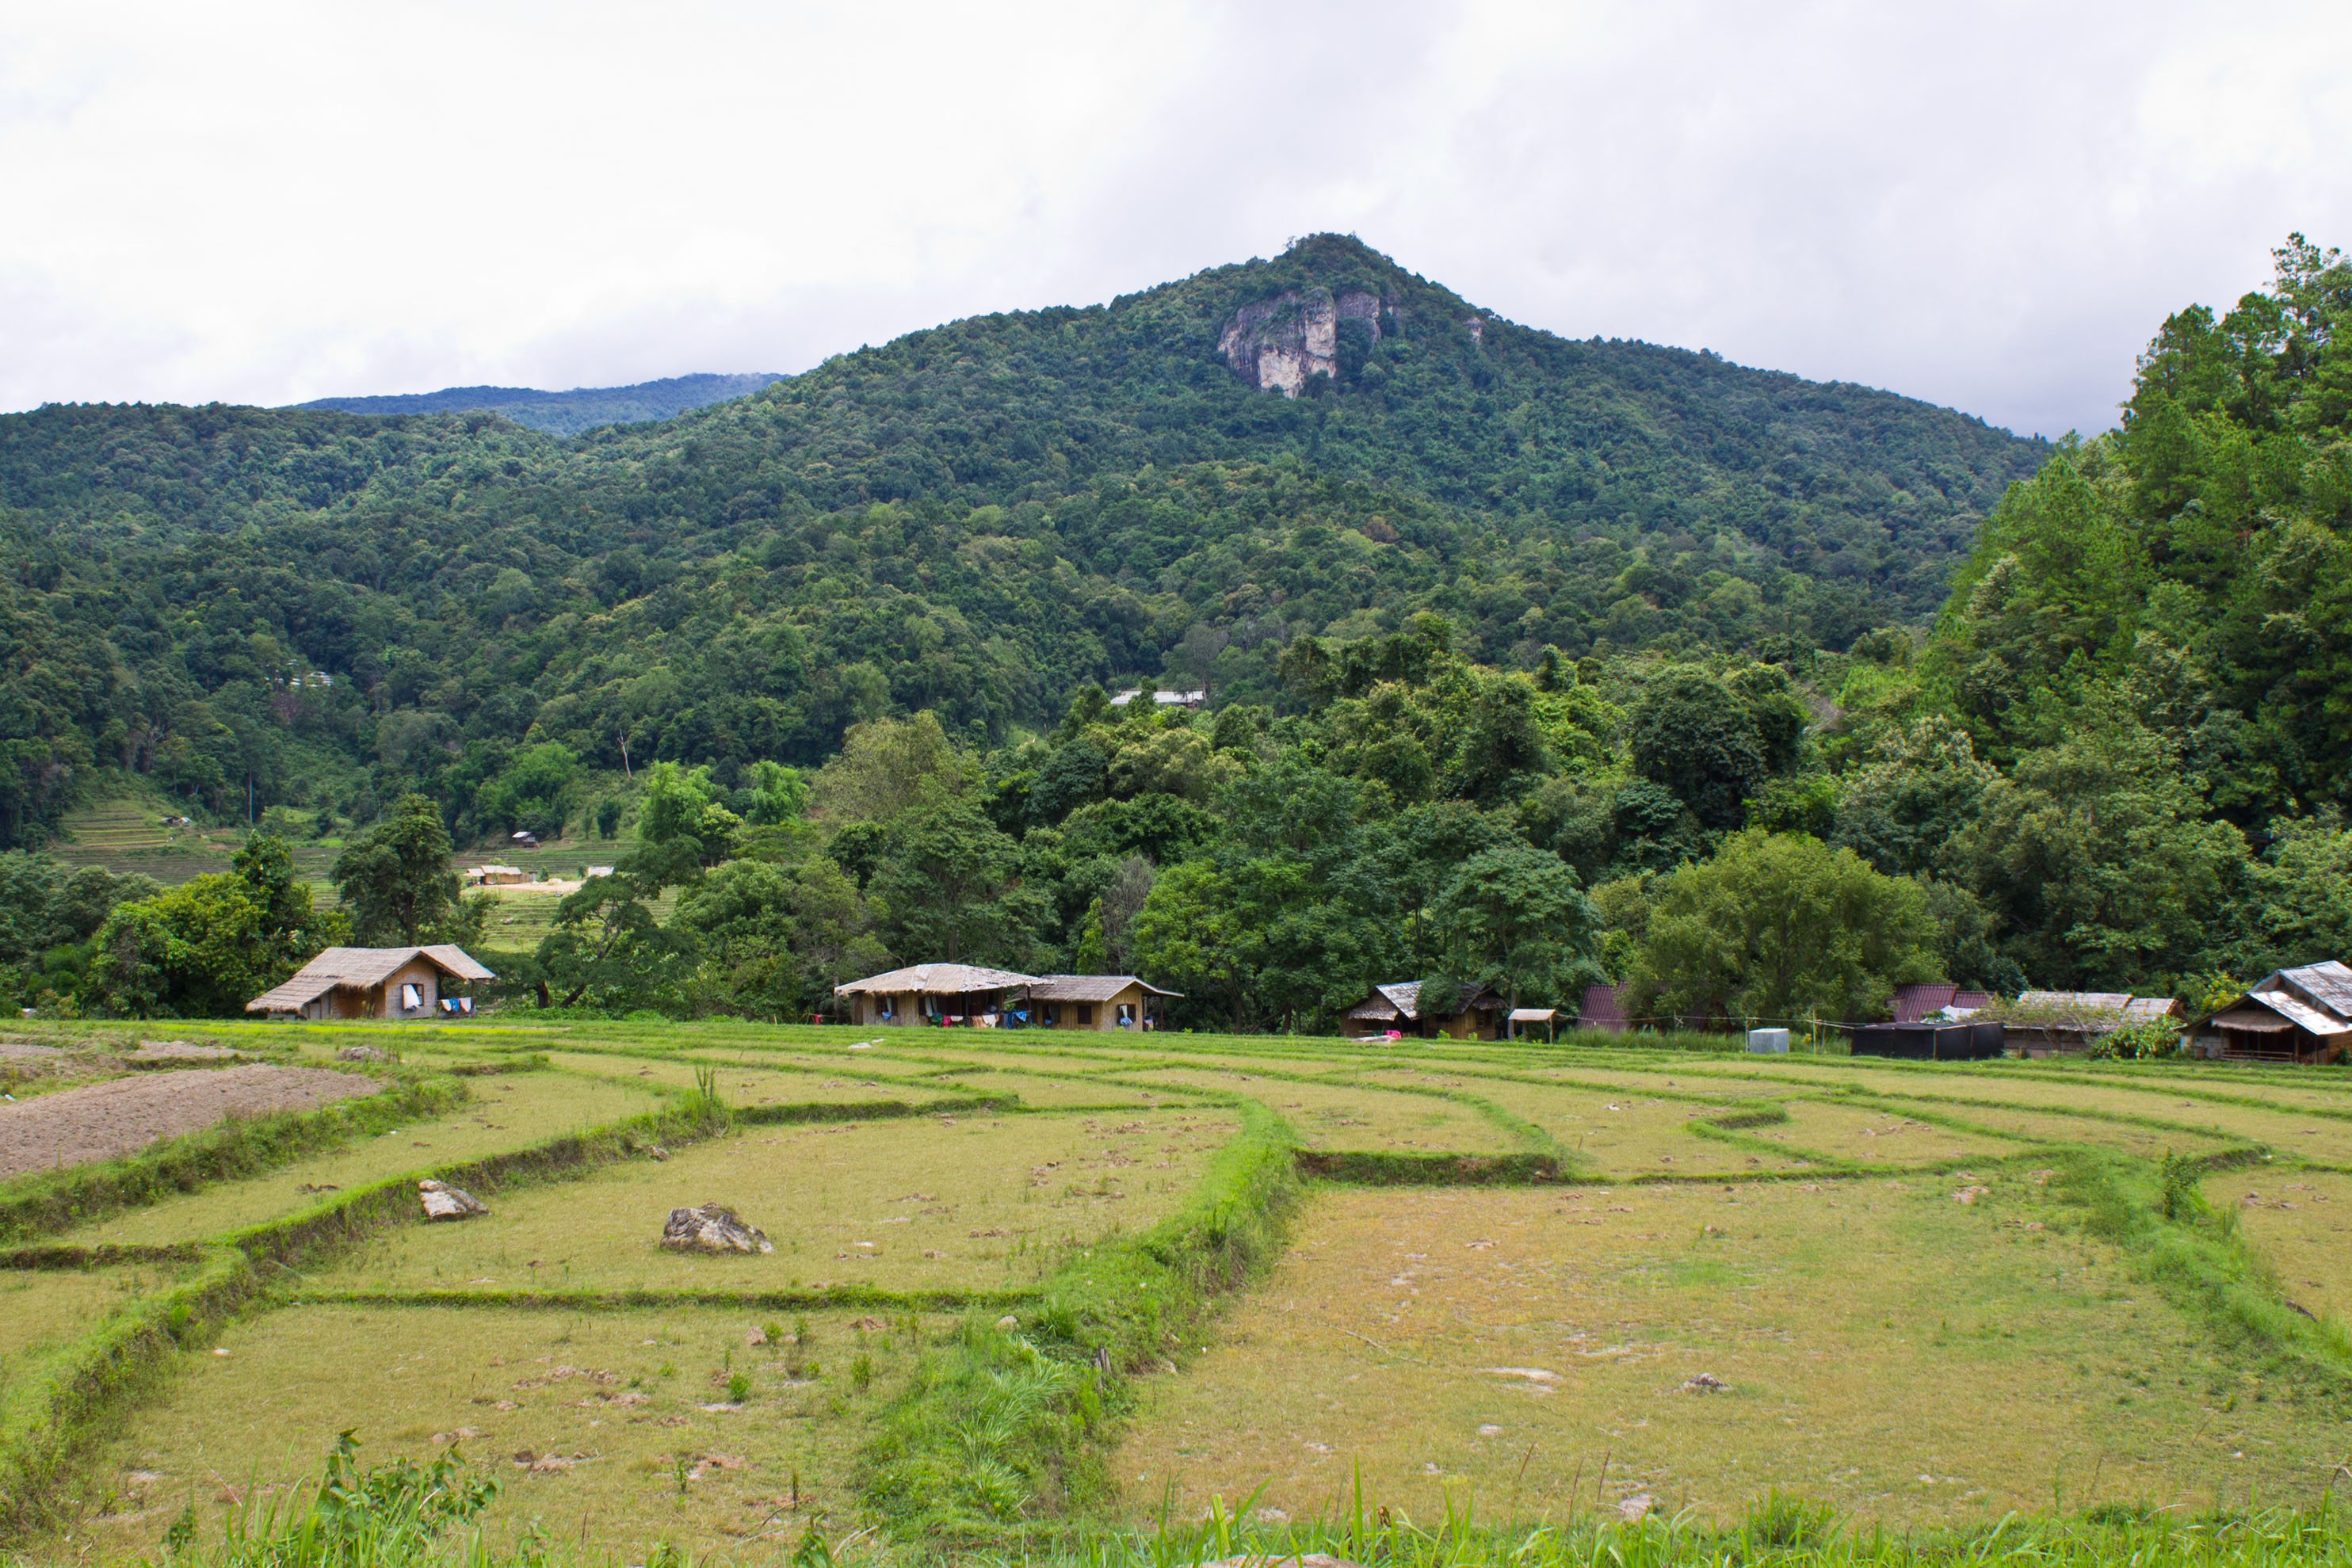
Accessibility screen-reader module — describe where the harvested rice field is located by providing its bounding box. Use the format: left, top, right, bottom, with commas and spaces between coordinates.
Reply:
1114, 1182, 2330, 1528
2207, 1169, 2352, 1325
1128, 1069, 1525, 1152
59, 1304, 933, 1562
0, 1265, 185, 1359
307, 1108, 1238, 1297
7, 1016, 2352, 1565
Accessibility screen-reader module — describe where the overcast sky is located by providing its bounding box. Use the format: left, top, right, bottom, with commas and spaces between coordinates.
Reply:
3, 1, 2346, 437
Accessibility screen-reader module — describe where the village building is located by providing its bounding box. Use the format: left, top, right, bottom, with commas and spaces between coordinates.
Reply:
1024, 975, 1179, 1031
246, 945, 495, 1021
834, 963, 1039, 1026
2005, 990, 2184, 1055
1577, 981, 1631, 1032
1108, 688, 1207, 709
1342, 980, 1509, 1040
464, 864, 529, 886
2197, 961, 2352, 1064
1890, 982, 1993, 1022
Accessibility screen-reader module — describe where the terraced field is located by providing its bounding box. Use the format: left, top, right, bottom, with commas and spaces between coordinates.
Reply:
5, 1017, 2351, 1564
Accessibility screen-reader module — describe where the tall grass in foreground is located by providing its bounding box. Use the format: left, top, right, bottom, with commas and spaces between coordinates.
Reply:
120, 1443, 2352, 1568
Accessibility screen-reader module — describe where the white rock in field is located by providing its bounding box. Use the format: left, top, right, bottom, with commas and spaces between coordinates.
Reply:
419, 1179, 488, 1220
1682, 1372, 1728, 1393
995, 1314, 1021, 1331
660, 1204, 773, 1253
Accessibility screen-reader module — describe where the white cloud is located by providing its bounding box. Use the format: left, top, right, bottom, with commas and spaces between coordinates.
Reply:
2, 0, 2346, 436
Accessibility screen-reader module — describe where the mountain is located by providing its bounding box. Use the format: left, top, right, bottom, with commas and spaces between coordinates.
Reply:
0, 235, 2046, 844
293, 372, 782, 434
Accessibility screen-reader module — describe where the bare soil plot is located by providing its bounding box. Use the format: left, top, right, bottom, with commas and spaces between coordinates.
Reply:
59, 1072, 662, 1247
311, 1108, 1238, 1296
2207, 1169, 2352, 1326
1125, 1070, 1522, 1153
0, 1066, 380, 1181
1116, 1182, 2326, 1528
59, 1305, 930, 1562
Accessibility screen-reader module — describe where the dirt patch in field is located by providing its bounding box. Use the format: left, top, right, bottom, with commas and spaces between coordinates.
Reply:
0, 1064, 379, 1179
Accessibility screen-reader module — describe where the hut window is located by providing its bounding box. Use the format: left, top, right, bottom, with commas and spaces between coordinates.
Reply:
401, 983, 422, 1011
1078, 1003, 1095, 1026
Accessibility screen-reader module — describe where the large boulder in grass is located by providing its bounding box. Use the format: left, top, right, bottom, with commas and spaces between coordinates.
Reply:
661, 1204, 773, 1254
420, 1179, 488, 1220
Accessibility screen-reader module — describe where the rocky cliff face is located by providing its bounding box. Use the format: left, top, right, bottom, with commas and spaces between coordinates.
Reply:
1217, 288, 1388, 395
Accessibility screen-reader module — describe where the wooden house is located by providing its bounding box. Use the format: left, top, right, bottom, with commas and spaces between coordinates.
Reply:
1342, 980, 1509, 1040
246, 945, 495, 1021
1023, 975, 1181, 1031
834, 963, 1039, 1026
2197, 962, 2352, 1064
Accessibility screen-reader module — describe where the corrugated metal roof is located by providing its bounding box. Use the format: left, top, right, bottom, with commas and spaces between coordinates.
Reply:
2280, 960, 2352, 1019
1892, 982, 1958, 1024
2016, 990, 2132, 1012
1579, 982, 1628, 1029
834, 963, 1040, 996
1026, 975, 1183, 1002
1509, 1008, 1558, 1022
2251, 988, 2348, 1036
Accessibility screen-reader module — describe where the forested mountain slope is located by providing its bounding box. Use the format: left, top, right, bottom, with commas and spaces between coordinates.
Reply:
0, 235, 2041, 844
294, 372, 783, 435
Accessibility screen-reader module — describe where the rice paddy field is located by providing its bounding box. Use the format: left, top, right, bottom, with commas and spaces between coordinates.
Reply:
5, 1018, 2352, 1566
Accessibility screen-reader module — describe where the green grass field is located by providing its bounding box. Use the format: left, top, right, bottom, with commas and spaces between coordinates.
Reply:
6, 1017, 2352, 1565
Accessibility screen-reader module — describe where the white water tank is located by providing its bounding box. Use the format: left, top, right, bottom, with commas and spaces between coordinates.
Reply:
1746, 1028, 1789, 1054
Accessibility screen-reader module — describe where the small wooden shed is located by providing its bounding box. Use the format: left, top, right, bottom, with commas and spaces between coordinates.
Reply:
1342, 981, 1508, 1040
246, 945, 495, 1021
2198, 962, 2352, 1064
1022, 975, 1181, 1031
834, 963, 1040, 1027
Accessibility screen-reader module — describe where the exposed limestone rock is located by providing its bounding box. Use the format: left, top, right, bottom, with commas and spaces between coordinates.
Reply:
419, 1179, 488, 1220
338, 1046, 391, 1062
1218, 288, 1388, 395
660, 1204, 773, 1253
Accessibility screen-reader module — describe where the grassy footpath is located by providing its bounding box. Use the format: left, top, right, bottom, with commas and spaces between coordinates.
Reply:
857, 1097, 1301, 1544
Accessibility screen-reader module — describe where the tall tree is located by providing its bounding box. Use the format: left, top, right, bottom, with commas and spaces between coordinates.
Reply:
1627, 830, 1939, 1026
331, 794, 460, 946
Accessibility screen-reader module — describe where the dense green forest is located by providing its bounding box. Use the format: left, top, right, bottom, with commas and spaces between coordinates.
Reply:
7, 234, 2346, 1028
0, 235, 2037, 850
295, 372, 784, 436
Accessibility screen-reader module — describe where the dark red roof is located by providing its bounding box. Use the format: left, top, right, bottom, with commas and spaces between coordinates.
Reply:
1891, 982, 1958, 1023
1578, 982, 1629, 1032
